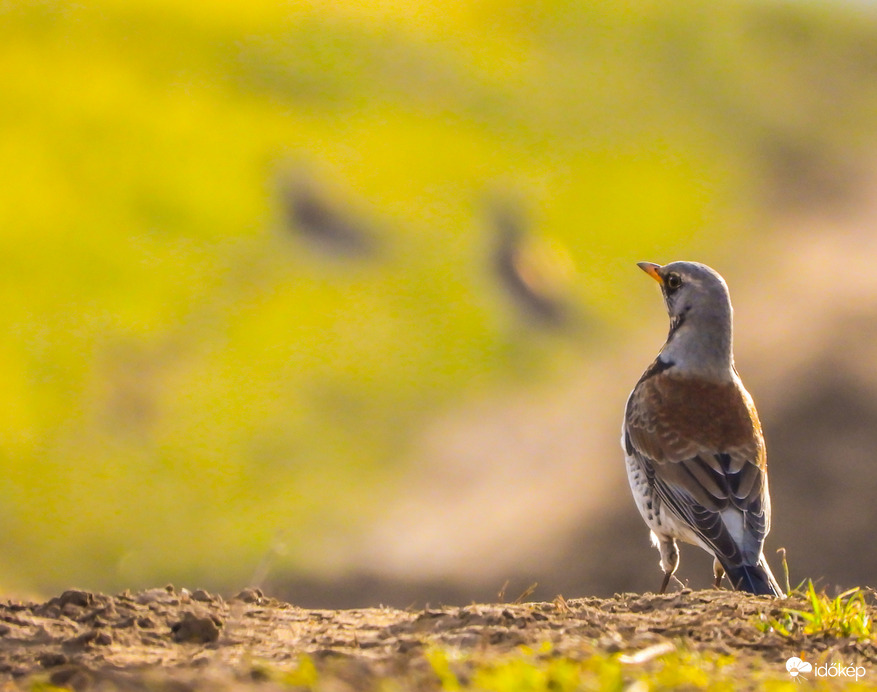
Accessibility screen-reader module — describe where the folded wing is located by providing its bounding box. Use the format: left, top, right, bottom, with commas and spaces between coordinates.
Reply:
624, 369, 770, 566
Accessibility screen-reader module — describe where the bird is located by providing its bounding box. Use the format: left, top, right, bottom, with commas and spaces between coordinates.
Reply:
277, 173, 378, 258
621, 260, 784, 597
489, 201, 573, 329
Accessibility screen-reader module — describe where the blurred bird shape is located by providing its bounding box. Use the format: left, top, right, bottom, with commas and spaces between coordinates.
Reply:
278, 173, 379, 258
490, 203, 575, 329
622, 261, 783, 597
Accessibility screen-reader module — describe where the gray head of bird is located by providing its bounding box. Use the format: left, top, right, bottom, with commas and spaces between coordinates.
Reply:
637, 260, 735, 380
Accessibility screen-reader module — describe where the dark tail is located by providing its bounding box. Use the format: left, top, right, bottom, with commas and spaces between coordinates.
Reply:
724, 559, 785, 597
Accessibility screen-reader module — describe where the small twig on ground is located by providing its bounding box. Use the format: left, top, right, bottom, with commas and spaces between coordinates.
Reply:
497, 580, 510, 602
514, 583, 538, 604
777, 547, 791, 595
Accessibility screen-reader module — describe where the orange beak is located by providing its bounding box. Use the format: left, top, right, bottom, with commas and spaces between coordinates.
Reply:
637, 261, 663, 284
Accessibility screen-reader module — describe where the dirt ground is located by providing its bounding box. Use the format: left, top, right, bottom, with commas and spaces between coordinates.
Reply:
0, 586, 875, 690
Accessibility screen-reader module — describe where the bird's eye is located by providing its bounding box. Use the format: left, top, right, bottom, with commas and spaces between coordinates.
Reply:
665, 273, 682, 291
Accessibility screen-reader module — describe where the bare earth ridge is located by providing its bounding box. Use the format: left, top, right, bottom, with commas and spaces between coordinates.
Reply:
0, 586, 874, 690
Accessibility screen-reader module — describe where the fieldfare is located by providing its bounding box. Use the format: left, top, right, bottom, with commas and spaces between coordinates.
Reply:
622, 261, 783, 597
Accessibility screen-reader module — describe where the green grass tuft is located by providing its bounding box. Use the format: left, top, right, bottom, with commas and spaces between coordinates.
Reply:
757, 580, 873, 642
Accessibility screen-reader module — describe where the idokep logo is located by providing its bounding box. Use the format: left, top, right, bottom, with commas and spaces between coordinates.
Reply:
785, 657, 812, 679
786, 656, 866, 682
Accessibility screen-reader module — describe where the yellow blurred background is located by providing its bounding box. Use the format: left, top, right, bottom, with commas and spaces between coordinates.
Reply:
3, 0, 877, 605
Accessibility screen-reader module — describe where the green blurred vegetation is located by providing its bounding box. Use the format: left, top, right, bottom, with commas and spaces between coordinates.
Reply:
2, 0, 877, 593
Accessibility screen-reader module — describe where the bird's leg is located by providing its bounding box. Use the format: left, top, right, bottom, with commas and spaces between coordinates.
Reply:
657, 536, 679, 594
712, 559, 725, 589
659, 572, 671, 594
